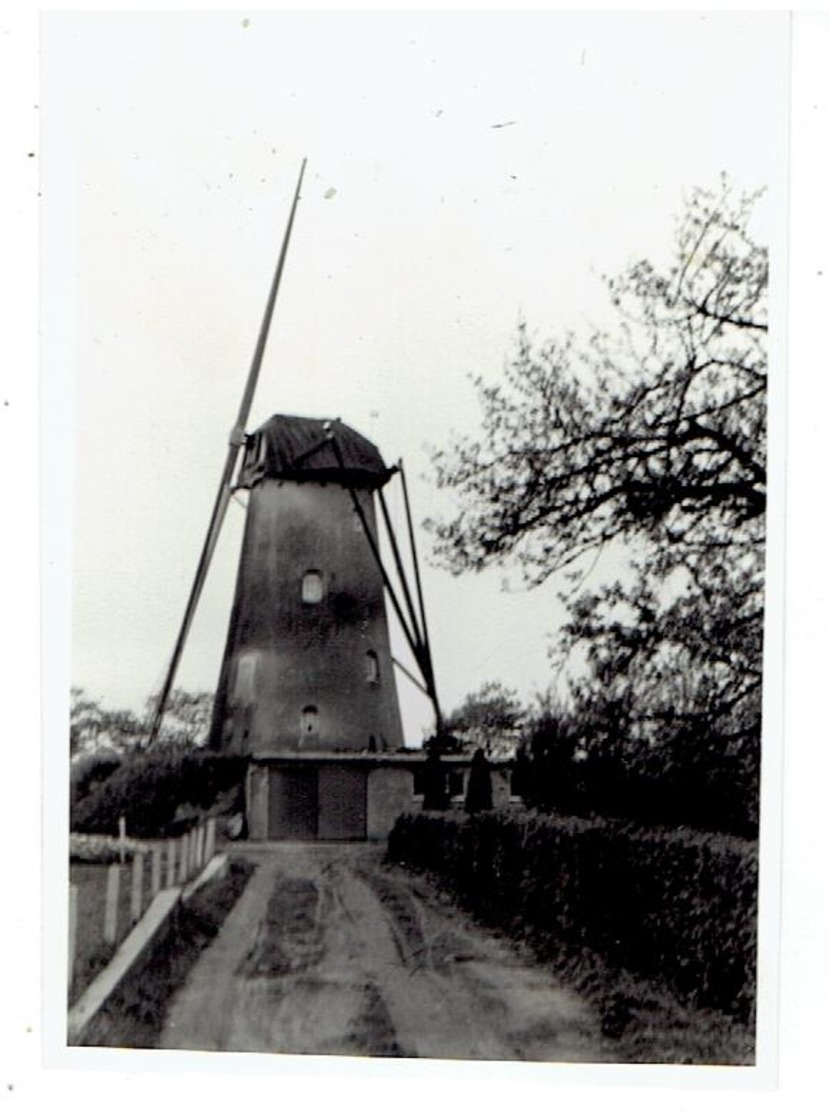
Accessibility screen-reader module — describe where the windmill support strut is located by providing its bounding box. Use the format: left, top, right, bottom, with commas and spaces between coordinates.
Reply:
377, 487, 427, 653
327, 436, 423, 666
327, 432, 443, 734
399, 460, 443, 735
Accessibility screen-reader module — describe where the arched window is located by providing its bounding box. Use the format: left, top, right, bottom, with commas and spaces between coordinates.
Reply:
301, 705, 318, 738
365, 650, 379, 684
301, 570, 323, 604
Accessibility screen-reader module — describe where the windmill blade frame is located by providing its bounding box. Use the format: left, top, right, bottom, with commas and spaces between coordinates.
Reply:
146, 158, 307, 748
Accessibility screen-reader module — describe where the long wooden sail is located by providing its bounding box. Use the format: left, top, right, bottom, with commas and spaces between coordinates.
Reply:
146, 159, 307, 747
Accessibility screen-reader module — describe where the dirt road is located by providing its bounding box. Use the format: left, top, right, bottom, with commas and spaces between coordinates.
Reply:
160, 843, 607, 1061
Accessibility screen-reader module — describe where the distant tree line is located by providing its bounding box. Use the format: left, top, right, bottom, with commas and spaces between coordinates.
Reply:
71, 687, 214, 758
441, 681, 755, 836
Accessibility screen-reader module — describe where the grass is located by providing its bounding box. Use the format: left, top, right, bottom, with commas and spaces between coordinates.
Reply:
531, 935, 756, 1064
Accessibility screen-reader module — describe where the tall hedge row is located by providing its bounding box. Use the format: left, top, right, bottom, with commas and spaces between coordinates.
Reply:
388, 811, 758, 1023
71, 752, 247, 838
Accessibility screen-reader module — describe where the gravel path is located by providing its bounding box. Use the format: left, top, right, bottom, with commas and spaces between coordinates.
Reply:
160, 843, 606, 1061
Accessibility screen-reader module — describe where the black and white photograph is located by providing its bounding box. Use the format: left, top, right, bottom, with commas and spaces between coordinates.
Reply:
35, 7, 792, 1082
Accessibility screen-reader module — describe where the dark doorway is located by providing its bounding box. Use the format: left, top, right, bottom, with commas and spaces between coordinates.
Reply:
317, 766, 367, 840
268, 767, 319, 840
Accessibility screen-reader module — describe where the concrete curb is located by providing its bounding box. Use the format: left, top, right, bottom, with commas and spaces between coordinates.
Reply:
68, 853, 229, 1045
182, 851, 229, 902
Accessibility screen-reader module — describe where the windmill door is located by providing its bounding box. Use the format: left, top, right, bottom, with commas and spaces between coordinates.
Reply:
317, 766, 367, 840
267, 767, 318, 840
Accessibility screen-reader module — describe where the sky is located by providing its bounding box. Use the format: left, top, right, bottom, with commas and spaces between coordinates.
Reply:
43, 10, 789, 742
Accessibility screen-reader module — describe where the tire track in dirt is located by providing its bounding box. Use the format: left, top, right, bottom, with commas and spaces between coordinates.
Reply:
160, 845, 605, 1061
338, 858, 605, 1061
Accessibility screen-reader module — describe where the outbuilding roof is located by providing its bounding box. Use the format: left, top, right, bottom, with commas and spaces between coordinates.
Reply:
238, 414, 393, 490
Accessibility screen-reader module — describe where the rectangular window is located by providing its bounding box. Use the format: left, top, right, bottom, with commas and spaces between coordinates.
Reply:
234, 653, 258, 702
301, 704, 319, 740
302, 570, 323, 604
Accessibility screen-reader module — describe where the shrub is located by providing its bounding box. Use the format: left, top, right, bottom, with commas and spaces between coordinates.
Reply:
388, 811, 757, 1023
71, 751, 248, 838
70, 751, 123, 810
421, 749, 449, 810
464, 748, 493, 813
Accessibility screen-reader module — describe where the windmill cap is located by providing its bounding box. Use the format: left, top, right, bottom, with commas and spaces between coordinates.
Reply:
240, 413, 393, 489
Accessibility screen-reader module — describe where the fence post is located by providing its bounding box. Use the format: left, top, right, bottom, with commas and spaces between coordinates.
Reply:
196, 825, 206, 869
188, 824, 198, 873
205, 817, 216, 863
166, 839, 176, 889
103, 863, 120, 945
68, 883, 78, 993
151, 845, 162, 897
178, 834, 189, 884
131, 851, 145, 923
118, 815, 127, 864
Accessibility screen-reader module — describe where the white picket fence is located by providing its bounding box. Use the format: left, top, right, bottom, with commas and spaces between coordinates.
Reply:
69, 817, 217, 993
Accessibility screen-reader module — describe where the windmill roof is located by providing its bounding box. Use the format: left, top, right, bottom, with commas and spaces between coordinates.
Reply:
240, 414, 393, 489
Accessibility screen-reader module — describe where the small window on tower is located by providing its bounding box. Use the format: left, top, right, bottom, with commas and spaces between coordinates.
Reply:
365, 650, 380, 684
234, 652, 258, 702
302, 570, 324, 604
301, 705, 318, 738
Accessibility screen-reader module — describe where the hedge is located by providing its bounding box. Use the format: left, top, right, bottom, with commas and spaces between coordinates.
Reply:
70, 751, 123, 811
388, 810, 757, 1023
71, 751, 248, 838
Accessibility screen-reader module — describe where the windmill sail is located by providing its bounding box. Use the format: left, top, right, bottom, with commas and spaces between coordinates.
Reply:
146, 159, 307, 747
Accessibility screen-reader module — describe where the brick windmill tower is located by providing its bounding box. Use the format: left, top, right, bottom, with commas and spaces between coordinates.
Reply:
146, 163, 445, 840
209, 413, 405, 757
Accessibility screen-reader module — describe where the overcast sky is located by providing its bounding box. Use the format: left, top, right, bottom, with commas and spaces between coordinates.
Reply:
44, 10, 788, 742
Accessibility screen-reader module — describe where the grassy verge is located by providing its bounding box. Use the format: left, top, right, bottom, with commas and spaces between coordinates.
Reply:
77, 859, 255, 1048
532, 933, 755, 1064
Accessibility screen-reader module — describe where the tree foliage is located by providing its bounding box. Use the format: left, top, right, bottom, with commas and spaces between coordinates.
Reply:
442, 681, 526, 755
70, 687, 215, 757
429, 181, 767, 824
70, 687, 144, 757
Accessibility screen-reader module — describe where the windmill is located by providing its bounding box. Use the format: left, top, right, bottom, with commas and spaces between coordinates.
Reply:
145, 162, 445, 838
